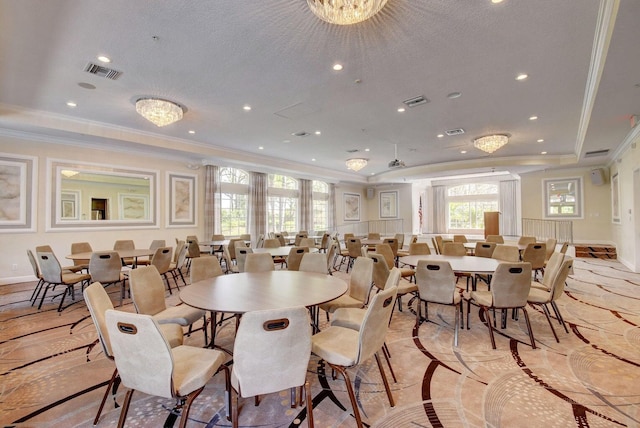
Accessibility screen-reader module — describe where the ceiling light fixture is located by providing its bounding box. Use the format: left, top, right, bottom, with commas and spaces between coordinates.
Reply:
135, 98, 183, 127
516, 73, 528, 80
332, 63, 343, 71
61, 169, 79, 178
307, 0, 388, 25
345, 158, 368, 171
473, 134, 509, 154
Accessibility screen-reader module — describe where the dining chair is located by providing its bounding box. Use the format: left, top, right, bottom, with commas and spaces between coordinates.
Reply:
36, 251, 92, 311
150, 246, 175, 293
376, 243, 414, 282
235, 247, 253, 272
434, 236, 446, 255
299, 252, 328, 274
326, 241, 339, 274
369, 253, 391, 293
255, 233, 265, 249
486, 235, 505, 244
559, 242, 569, 254
89, 251, 128, 306
521, 242, 546, 280
453, 235, 468, 243
408, 242, 431, 255
383, 238, 399, 259
415, 260, 463, 346
298, 237, 316, 248
70, 241, 93, 271
35, 245, 84, 273
286, 246, 310, 271
342, 233, 355, 242
231, 306, 313, 428
442, 242, 467, 256
367, 232, 381, 240
83, 282, 184, 425
517, 236, 536, 246
320, 256, 373, 320
311, 285, 398, 428
272, 234, 286, 247
244, 253, 275, 272
474, 242, 496, 258
331, 238, 349, 271
346, 238, 363, 272
222, 244, 239, 274
467, 262, 535, 349
128, 265, 208, 346
113, 239, 136, 267
396, 234, 417, 257
190, 255, 224, 283
544, 237, 557, 263
168, 242, 189, 287
140, 239, 166, 266
318, 232, 331, 252
476, 244, 520, 288
27, 249, 47, 305
294, 232, 308, 246
105, 310, 229, 428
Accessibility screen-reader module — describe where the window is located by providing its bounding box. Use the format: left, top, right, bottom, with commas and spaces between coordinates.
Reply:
447, 183, 499, 232
218, 167, 249, 236
543, 177, 583, 219
267, 174, 299, 233
312, 180, 329, 231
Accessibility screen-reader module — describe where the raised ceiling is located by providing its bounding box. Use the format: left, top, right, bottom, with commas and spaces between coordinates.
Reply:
0, 0, 638, 183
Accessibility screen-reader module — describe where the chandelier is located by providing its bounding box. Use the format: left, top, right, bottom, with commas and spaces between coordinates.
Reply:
135, 98, 183, 127
61, 170, 79, 178
346, 158, 368, 171
473, 134, 509, 154
307, 0, 389, 25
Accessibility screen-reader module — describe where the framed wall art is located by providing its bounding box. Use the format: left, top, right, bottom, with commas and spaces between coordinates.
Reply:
0, 153, 37, 232
118, 193, 149, 220
167, 172, 197, 227
379, 190, 398, 219
611, 173, 620, 223
343, 192, 360, 222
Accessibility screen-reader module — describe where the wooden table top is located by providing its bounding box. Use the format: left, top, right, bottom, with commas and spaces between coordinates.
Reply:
399, 254, 500, 273
180, 271, 348, 314
66, 248, 156, 260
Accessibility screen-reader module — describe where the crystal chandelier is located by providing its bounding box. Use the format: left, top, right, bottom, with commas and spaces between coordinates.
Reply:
473, 134, 509, 154
346, 158, 368, 171
135, 98, 184, 127
307, 0, 389, 25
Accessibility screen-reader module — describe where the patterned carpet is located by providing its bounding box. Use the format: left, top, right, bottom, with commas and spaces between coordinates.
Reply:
1, 257, 639, 427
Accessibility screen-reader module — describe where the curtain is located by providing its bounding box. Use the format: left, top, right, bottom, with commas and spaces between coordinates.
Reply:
500, 180, 519, 236
432, 185, 447, 233
328, 183, 336, 231
299, 179, 313, 232
204, 165, 219, 239
249, 172, 267, 245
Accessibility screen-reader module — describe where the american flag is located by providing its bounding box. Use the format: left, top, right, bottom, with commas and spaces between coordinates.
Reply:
418, 196, 423, 231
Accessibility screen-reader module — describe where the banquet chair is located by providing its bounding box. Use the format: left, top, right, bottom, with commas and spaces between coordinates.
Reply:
517, 236, 536, 246
474, 242, 496, 258
138, 239, 166, 266
442, 242, 472, 290
431, 237, 440, 254
113, 240, 136, 267
36, 251, 91, 312
255, 233, 265, 249
128, 265, 208, 346
369, 253, 391, 292
396, 234, 417, 257
240, 233, 251, 243
476, 244, 520, 288
150, 246, 175, 293
299, 252, 328, 274
294, 232, 308, 246
559, 242, 569, 254
272, 234, 286, 247
83, 282, 183, 425
376, 243, 414, 281
467, 262, 535, 349
317, 232, 331, 252
326, 241, 339, 274
89, 251, 128, 306
332, 238, 349, 271
27, 249, 48, 305
521, 242, 546, 281
415, 261, 462, 346
346, 238, 363, 272
222, 245, 239, 274
320, 256, 373, 321
367, 232, 381, 240
453, 235, 468, 243
409, 242, 431, 255
299, 237, 317, 248
544, 237, 557, 266
244, 253, 275, 272
70, 241, 93, 271
383, 238, 399, 258
527, 257, 573, 341
227, 238, 245, 263
231, 306, 313, 428
394, 233, 405, 250
263, 238, 287, 267
286, 246, 310, 271
105, 310, 229, 428
235, 247, 253, 273
312, 285, 398, 428
168, 242, 189, 287
486, 235, 504, 244
434, 236, 446, 255
35, 245, 84, 273
342, 233, 355, 242
190, 255, 224, 283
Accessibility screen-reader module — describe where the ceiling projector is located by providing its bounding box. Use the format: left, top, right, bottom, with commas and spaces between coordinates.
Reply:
388, 159, 406, 168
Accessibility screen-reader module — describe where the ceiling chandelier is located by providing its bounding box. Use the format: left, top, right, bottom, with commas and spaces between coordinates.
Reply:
307, 0, 389, 25
135, 98, 183, 127
473, 134, 509, 154
346, 158, 368, 171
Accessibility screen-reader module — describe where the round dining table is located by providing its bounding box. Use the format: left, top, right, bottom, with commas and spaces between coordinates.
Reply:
180, 270, 348, 345
399, 254, 500, 291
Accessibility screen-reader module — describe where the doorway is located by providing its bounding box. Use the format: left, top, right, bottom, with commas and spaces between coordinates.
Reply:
91, 198, 108, 220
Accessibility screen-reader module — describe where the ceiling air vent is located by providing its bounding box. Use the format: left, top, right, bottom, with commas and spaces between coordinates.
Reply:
584, 149, 609, 158
346, 149, 360, 153
84, 62, 122, 80
403, 95, 429, 108
445, 128, 465, 136
292, 131, 311, 137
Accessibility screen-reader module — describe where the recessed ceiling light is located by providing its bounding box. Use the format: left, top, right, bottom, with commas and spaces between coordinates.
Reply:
447, 92, 462, 99
397, 107, 405, 113
541, 151, 547, 154
537, 139, 544, 143
370, 173, 375, 175
315, 131, 321, 135
516, 73, 528, 80
461, 150, 467, 154
258, 146, 264, 150
437, 134, 444, 138
97, 56, 111, 63
188, 130, 195, 134
78, 82, 96, 90
333, 63, 343, 71
364, 148, 370, 152
491, 0, 504, 3
529, 115, 538, 120
243, 105, 251, 111
312, 158, 316, 162
66, 101, 77, 107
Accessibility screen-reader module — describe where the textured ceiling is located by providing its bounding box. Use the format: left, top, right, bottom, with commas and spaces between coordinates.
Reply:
0, 0, 638, 183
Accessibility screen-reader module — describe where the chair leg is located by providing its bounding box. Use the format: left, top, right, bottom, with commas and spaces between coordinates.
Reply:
202, 314, 209, 347
116, 389, 134, 428
481, 306, 497, 349
382, 343, 397, 383
550, 301, 569, 333
29, 279, 45, 303
178, 386, 205, 428
521, 307, 537, 349
374, 352, 395, 407
541, 304, 559, 343
328, 363, 363, 428
453, 303, 460, 347
232, 387, 240, 428
37, 283, 53, 310
94, 368, 119, 425
305, 380, 314, 428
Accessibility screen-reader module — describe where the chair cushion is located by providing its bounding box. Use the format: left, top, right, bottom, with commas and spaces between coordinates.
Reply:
312, 326, 359, 367
172, 346, 226, 396
154, 305, 205, 326
320, 295, 363, 313
400, 267, 415, 277
158, 323, 184, 348
396, 283, 418, 295
470, 290, 492, 307
527, 287, 551, 304
330, 308, 365, 331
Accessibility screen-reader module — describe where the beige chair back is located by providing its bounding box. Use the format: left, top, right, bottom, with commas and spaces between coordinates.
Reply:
518, 236, 536, 246
545, 238, 557, 261
319, 233, 331, 251
409, 242, 431, 255
492, 245, 520, 262
375, 243, 395, 269
114, 240, 135, 251
367, 232, 381, 240
550, 258, 573, 301
343, 233, 355, 241
149, 240, 166, 251
326, 241, 339, 270
244, 253, 275, 272
294, 232, 308, 246
228, 238, 244, 260
236, 247, 254, 272
128, 265, 167, 316
347, 238, 362, 258
434, 236, 445, 254
71, 242, 92, 267
27, 249, 42, 278
239, 233, 251, 242
174, 242, 188, 268
486, 235, 504, 244
264, 238, 281, 248
151, 247, 173, 275
357, 286, 398, 363
560, 242, 569, 254
187, 240, 201, 258
385, 267, 401, 290
89, 251, 123, 283
431, 237, 440, 254
369, 253, 390, 291
256, 234, 265, 249
84, 282, 115, 358
442, 242, 467, 256
453, 235, 468, 243
394, 233, 405, 248
348, 257, 374, 302
299, 253, 328, 274
286, 246, 309, 271
416, 260, 457, 304
37, 251, 63, 283
490, 263, 532, 308
299, 237, 316, 248
222, 245, 238, 273
186, 235, 199, 244
522, 243, 546, 270
273, 233, 286, 246
383, 238, 399, 256
211, 234, 225, 241
190, 256, 224, 283
474, 242, 496, 258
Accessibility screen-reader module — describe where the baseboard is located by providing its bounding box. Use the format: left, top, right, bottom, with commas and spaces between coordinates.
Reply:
0, 275, 34, 286
617, 256, 638, 273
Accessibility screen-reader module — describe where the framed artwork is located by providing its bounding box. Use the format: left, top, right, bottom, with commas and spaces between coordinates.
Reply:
379, 190, 398, 218
343, 193, 360, 221
167, 172, 197, 227
0, 153, 37, 232
118, 194, 149, 220
611, 173, 620, 223
542, 177, 583, 219
60, 190, 80, 220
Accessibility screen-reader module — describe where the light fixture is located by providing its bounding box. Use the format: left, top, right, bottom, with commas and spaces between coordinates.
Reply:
345, 158, 368, 171
61, 169, 79, 178
473, 134, 509, 154
307, 0, 389, 25
135, 98, 183, 127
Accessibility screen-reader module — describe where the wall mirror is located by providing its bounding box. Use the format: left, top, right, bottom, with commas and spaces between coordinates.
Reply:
47, 159, 158, 230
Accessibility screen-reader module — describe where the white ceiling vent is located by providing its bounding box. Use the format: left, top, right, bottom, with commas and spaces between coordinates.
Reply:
84, 62, 122, 80
403, 95, 429, 108
445, 128, 465, 136
584, 149, 609, 158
